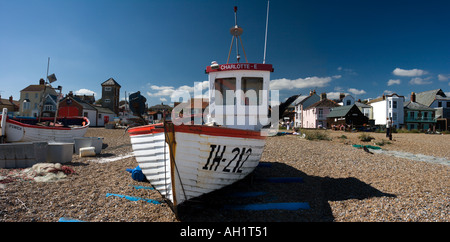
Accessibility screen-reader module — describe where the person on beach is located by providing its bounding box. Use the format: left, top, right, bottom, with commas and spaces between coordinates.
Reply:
386, 117, 391, 137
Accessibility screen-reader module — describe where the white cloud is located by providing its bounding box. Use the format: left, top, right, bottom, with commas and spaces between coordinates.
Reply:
383, 90, 394, 95
327, 91, 348, 100
269, 75, 340, 90
393, 68, 428, 77
146, 81, 209, 101
409, 77, 432, 85
438, 74, 449, 81
347, 88, 366, 95
387, 79, 401, 86
74, 88, 97, 96
159, 97, 167, 102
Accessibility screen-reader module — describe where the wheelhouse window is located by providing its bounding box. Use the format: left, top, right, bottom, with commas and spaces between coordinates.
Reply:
242, 77, 263, 105
214, 78, 236, 105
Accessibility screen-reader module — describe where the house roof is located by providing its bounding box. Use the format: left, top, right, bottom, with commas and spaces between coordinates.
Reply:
355, 101, 371, 108
20, 84, 46, 92
101, 78, 121, 87
367, 93, 404, 104
293, 93, 319, 106
95, 105, 116, 114
404, 101, 436, 111
415, 89, 448, 106
306, 99, 339, 109
327, 105, 354, 118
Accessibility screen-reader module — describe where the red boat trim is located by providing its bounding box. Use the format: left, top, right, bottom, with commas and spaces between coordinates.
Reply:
127, 123, 165, 136
6, 117, 89, 130
128, 123, 265, 140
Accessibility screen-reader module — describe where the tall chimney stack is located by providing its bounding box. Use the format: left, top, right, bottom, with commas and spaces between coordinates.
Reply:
411, 92, 416, 103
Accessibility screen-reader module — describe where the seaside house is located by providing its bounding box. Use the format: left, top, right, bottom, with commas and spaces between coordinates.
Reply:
415, 89, 450, 131
293, 90, 320, 127
404, 92, 436, 131
327, 104, 369, 130
19, 78, 58, 117
367, 93, 405, 129
41, 93, 59, 117
0, 95, 20, 115
301, 93, 339, 129
148, 102, 173, 123
355, 101, 372, 119
335, 93, 355, 106
58, 91, 115, 127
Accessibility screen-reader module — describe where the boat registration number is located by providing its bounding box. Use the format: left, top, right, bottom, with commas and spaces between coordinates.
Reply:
202, 145, 252, 173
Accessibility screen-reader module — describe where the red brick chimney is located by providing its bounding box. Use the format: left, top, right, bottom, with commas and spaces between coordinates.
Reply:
411, 92, 416, 102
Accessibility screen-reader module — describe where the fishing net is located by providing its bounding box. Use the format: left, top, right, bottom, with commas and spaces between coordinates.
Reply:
22, 163, 75, 182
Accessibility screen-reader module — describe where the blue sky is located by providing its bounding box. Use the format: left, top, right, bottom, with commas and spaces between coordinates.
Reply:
1, 0, 449, 106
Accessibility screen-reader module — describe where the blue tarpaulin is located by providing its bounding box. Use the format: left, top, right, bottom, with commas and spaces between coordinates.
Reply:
58, 217, 86, 222
106, 193, 161, 205
126, 166, 146, 182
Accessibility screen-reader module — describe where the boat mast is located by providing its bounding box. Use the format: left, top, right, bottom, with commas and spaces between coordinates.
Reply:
263, 0, 270, 64
227, 6, 248, 64
38, 57, 50, 122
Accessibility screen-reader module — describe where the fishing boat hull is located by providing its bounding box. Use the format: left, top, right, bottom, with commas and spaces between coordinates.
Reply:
128, 122, 266, 207
2, 116, 90, 142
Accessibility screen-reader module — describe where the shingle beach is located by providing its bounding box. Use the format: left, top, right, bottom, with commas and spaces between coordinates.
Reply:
1, 128, 448, 222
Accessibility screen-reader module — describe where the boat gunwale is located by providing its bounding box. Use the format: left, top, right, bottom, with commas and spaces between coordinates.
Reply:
4, 116, 90, 130
128, 123, 266, 140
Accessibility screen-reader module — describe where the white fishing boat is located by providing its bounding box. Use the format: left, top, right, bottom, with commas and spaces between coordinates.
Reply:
1, 114, 89, 142
127, 5, 277, 210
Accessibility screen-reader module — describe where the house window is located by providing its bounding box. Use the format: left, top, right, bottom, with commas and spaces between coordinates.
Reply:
393, 112, 397, 121
105, 87, 112, 92
23, 101, 30, 110
104, 99, 111, 103
389, 101, 391, 108
318, 108, 323, 119
346, 100, 351, 106
438, 101, 442, 107
84, 112, 88, 117
393, 101, 397, 109
447, 102, 450, 108
43, 105, 54, 111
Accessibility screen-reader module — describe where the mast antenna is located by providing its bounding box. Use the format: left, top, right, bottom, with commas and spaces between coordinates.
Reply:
263, 0, 270, 64
227, 6, 248, 64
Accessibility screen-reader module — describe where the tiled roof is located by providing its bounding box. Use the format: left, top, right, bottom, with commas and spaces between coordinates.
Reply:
306, 99, 339, 109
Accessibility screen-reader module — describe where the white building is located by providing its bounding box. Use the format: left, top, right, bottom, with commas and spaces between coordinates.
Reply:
368, 93, 405, 129
335, 94, 355, 106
